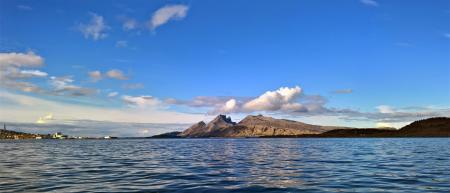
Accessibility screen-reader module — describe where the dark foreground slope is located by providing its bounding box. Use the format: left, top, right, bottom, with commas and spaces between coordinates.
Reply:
150, 131, 183, 138
396, 117, 450, 137
312, 117, 450, 137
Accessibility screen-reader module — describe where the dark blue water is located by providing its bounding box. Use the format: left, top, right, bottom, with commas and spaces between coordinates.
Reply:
0, 138, 449, 193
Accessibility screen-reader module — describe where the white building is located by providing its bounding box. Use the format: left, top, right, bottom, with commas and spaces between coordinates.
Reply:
52, 132, 67, 139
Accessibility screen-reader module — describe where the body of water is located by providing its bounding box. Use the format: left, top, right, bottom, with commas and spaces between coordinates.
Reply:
0, 138, 449, 192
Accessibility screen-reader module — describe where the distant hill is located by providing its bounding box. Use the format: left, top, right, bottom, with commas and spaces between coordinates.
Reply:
396, 117, 450, 137
308, 117, 450, 137
0, 128, 49, 139
152, 116, 450, 138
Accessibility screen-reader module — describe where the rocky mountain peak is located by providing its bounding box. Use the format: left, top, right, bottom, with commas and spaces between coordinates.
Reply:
206, 114, 236, 131
211, 114, 235, 124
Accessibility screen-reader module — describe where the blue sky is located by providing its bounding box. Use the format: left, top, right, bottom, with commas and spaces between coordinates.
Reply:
0, 0, 449, 136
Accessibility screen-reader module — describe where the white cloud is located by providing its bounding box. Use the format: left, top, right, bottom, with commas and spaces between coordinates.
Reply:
1, 68, 48, 79
444, 33, 450, 38
0, 52, 44, 68
243, 86, 303, 112
36, 113, 53, 124
19, 70, 48, 77
220, 99, 238, 113
167, 86, 326, 115
122, 95, 161, 108
360, 0, 379, 7
50, 76, 96, 96
115, 40, 128, 48
88, 69, 128, 81
0, 52, 47, 93
376, 105, 395, 114
106, 69, 128, 80
0, 80, 43, 93
0, 91, 204, 124
79, 13, 109, 40
149, 5, 189, 30
88, 70, 102, 82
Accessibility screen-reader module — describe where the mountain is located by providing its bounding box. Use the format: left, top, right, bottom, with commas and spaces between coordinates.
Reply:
180, 115, 236, 137
179, 114, 350, 138
180, 121, 207, 137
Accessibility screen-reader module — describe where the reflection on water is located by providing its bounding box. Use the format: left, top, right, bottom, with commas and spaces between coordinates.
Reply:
0, 138, 449, 192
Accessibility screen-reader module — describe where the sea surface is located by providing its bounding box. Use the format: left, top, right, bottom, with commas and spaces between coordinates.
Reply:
0, 138, 449, 193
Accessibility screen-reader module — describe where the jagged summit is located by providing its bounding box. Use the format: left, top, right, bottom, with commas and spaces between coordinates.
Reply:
206, 114, 236, 131
180, 115, 236, 137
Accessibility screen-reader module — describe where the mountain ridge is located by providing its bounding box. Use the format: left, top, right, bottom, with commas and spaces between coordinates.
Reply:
154, 115, 450, 138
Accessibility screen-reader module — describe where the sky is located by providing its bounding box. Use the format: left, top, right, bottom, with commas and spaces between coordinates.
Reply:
0, 0, 449, 136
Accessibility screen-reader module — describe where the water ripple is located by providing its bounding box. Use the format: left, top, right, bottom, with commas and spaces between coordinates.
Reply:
0, 138, 449, 192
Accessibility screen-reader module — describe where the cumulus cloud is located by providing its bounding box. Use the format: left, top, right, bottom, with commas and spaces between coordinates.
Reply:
106, 69, 128, 80
149, 5, 189, 30
19, 70, 48, 78
164, 85, 450, 125
167, 86, 326, 115
122, 95, 161, 108
220, 99, 238, 113
88, 69, 128, 81
243, 86, 303, 112
88, 70, 102, 82
0, 52, 48, 93
0, 80, 43, 93
50, 76, 96, 96
0, 52, 44, 68
1, 68, 48, 79
0, 52, 95, 97
360, 0, 379, 7
79, 13, 109, 40
376, 105, 395, 114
